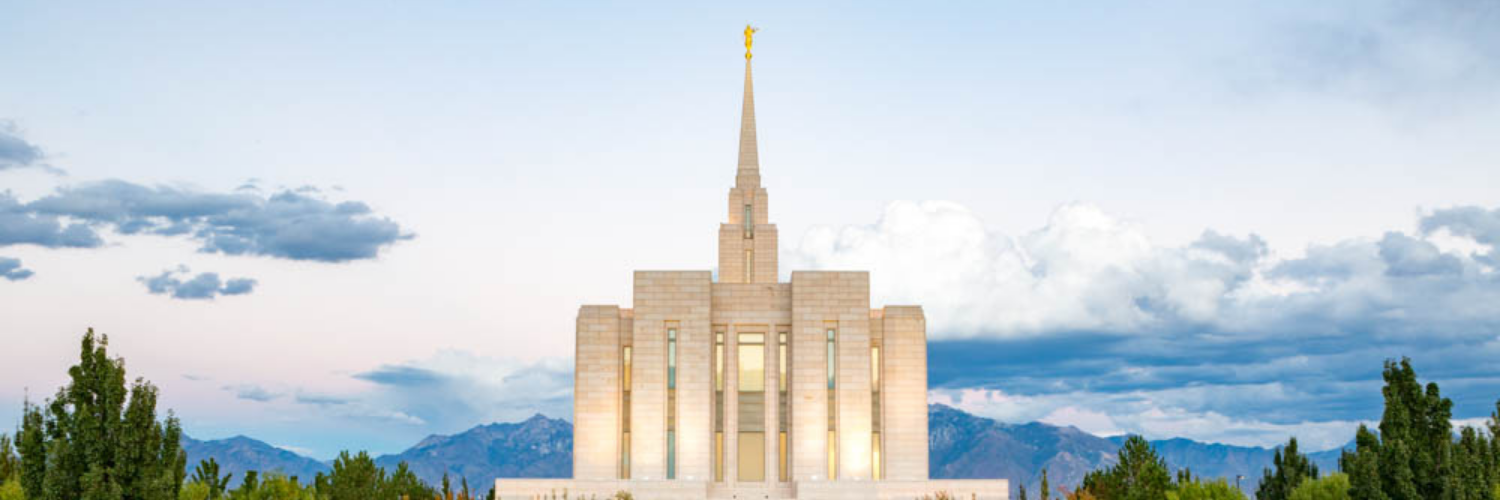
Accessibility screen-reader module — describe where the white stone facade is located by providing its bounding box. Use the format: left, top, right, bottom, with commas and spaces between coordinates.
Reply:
497, 56, 1008, 500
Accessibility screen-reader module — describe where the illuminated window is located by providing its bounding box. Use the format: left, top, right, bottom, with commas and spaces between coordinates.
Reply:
871, 344, 882, 481
739, 332, 766, 482
667, 326, 678, 480
739, 333, 765, 392
715, 330, 725, 482
745, 249, 754, 282
826, 326, 837, 479
621, 346, 632, 479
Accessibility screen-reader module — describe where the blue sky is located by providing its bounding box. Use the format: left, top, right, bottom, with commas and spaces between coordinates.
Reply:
2, 1, 1499, 459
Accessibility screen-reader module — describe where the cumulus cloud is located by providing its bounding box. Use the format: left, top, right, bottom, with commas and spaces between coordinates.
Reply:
0, 256, 34, 281
6, 179, 412, 262
138, 266, 257, 300
0, 122, 59, 173
931, 387, 1366, 451
795, 200, 1500, 447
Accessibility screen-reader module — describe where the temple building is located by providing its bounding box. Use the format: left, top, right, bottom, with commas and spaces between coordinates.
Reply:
496, 29, 1009, 500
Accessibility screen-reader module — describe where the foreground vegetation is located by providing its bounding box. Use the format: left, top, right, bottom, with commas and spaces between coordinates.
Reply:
1054, 358, 1500, 500
0, 330, 492, 500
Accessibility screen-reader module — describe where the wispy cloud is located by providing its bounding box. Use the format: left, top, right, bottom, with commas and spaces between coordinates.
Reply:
138, 266, 257, 300
298, 350, 572, 432
0, 121, 61, 174
223, 383, 283, 402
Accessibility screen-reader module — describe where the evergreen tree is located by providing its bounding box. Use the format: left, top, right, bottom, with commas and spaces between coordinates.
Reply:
17, 400, 45, 499
384, 461, 434, 500
189, 458, 232, 499
1444, 427, 1490, 500
1019, 484, 1029, 500
0, 433, 17, 484
1342, 426, 1387, 500
1041, 468, 1051, 500
322, 451, 383, 500
1257, 437, 1318, 500
18, 329, 185, 500
1078, 435, 1172, 500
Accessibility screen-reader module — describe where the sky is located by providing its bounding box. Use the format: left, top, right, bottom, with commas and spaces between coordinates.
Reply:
2, 0, 1499, 459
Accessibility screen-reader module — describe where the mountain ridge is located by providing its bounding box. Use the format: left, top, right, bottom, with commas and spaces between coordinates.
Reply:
186, 405, 1352, 494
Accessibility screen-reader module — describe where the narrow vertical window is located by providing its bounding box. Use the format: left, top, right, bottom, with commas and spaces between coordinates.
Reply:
826, 326, 837, 479
778, 330, 789, 482
744, 204, 754, 238
621, 346, 632, 479
667, 326, 678, 480
871, 344, 882, 481
714, 330, 725, 482
745, 249, 754, 282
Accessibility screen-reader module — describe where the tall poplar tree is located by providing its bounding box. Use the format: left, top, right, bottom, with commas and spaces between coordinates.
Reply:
1257, 437, 1318, 500
15, 329, 187, 500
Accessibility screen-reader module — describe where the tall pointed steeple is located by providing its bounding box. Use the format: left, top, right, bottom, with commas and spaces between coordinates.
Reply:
719, 24, 777, 284
736, 58, 760, 188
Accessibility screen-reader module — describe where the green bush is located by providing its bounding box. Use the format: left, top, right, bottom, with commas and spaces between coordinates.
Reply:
1287, 473, 1349, 500
1167, 478, 1245, 500
0, 478, 25, 500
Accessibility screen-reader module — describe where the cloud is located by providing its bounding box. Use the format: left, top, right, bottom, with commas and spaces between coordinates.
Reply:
0, 257, 34, 281
0, 122, 60, 174
294, 392, 353, 406
138, 266, 257, 300
0, 192, 104, 248
308, 350, 572, 431
223, 384, 282, 402
11, 179, 412, 262
795, 200, 1500, 447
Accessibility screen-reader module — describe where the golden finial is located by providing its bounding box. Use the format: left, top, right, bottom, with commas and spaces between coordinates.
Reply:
744, 24, 759, 60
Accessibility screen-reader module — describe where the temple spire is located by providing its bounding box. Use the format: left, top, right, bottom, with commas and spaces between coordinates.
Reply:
736, 27, 760, 188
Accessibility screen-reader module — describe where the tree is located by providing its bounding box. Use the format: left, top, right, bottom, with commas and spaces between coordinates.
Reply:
1078, 435, 1172, 500
320, 451, 382, 500
1256, 437, 1318, 500
1341, 426, 1387, 500
0, 433, 17, 484
17, 329, 186, 500
383, 461, 433, 500
1287, 474, 1350, 500
1019, 484, 1029, 500
313, 452, 433, 500
1041, 468, 1051, 500
17, 401, 44, 499
190, 459, 232, 499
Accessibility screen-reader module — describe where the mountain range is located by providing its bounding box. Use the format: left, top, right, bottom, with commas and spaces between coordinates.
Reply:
185, 404, 1352, 495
